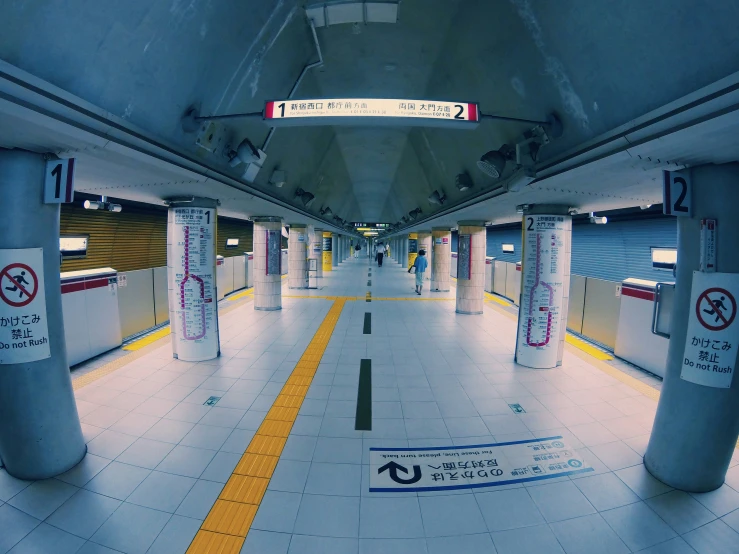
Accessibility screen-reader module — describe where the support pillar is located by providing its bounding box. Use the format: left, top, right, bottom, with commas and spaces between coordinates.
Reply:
322, 231, 333, 272
332, 233, 339, 267
288, 224, 308, 289
0, 148, 86, 479
645, 163, 739, 492
168, 197, 220, 361
253, 217, 283, 311
418, 231, 432, 282
312, 228, 323, 279
455, 221, 486, 314
432, 228, 451, 292
401, 237, 408, 269
514, 206, 572, 369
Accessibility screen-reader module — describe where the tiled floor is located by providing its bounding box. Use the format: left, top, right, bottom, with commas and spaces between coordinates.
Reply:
2, 255, 739, 553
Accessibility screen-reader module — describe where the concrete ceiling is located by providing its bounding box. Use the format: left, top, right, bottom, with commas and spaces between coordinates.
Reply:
2, 0, 739, 228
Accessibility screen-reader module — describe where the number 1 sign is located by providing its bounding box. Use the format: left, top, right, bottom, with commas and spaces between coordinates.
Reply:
44, 158, 76, 204
663, 170, 691, 217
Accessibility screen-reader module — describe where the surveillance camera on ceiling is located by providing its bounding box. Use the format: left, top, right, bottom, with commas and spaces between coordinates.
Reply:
228, 137, 260, 167
294, 187, 315, 207
320, 206, 333, 217
269, 170, 287, 188
455, 173, 473, 191
427, 190, 446, 205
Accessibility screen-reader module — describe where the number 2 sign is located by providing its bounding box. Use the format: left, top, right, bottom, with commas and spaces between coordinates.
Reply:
44, 158, 76, 204
663, 170, 691, 217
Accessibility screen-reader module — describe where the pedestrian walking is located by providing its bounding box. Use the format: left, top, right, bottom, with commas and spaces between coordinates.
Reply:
376, 242, 385, 267
409, 249, 428, 294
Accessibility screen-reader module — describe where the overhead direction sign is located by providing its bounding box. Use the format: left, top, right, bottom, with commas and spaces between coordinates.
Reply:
264, 98, 480, 129
681, 271, 739, 388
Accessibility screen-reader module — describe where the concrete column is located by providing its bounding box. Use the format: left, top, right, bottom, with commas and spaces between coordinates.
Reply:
418, 231, 432, 282
253, 217, 283, 311
312, 228, 323, 279
514, 206, 572, 369
331, 234, 339, 267
455, 222, 486, 315
645, 163, 739, 492
322, 231, 333, 272
288, 224, 308, 289
432, 228, 451, 292
167, 198, 220, 362
0, 149, 85, 479
401, 237, 408, 269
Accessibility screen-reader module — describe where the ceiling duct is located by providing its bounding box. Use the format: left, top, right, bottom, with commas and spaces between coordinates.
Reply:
455, 172, 473, 191
427, 190, 446, 205
294, 188, 315, 207
306, 1, 399, 27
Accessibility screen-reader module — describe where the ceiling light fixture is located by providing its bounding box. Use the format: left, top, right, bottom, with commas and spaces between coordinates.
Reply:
83, 196, 122, 213
427, 190, 446, 205
320, 206, 333, 217
408, 207, 423, 220
269, 170, 287, 187
589, 212, 608, 224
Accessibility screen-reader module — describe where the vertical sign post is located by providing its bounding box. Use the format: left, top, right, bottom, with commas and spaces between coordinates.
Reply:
700, 219, 717, 273
516, 215, 568, 369
663, 170, 692, 217
169, 206, 218, 361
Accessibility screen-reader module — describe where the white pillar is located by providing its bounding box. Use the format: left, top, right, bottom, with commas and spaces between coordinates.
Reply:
432, 228, 451, 292
0, 149, 86, 479
646, 163, 739, 492
455, 222, 486, 314
253, 217, 283, 311
288, 224, 308, 289
167, 197, 220, 362
514, 207, 572, 369
331, 234, 339, 267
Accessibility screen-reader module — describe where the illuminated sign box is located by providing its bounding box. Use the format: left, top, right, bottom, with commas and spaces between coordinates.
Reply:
265, 99, 479, 129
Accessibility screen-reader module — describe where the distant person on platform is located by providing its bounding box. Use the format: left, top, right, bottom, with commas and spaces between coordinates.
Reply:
354, 243, 361, 258
376, 242, 386, 267
409, 249, 428, 295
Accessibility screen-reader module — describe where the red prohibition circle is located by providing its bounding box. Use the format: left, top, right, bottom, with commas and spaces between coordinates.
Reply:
695, 287, 736, 331
0, 263, 38, 308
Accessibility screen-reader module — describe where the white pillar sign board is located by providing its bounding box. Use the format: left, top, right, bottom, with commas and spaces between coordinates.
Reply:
0, 248, 50, 364
169, 208, 218, 361
516, 216, 568, 369
680, 271, 739, 388
266, 230, 282, 275
457, 235, 472, 280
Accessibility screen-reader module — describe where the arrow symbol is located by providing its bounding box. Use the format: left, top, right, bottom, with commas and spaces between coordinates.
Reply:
378, 461, 422, 485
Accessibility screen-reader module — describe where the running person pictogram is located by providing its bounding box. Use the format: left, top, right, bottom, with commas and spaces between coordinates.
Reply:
0, 263, 39, 308
696, 287, 736, 332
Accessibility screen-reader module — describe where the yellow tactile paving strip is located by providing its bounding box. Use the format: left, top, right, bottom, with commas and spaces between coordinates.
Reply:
186, 298, 347, 554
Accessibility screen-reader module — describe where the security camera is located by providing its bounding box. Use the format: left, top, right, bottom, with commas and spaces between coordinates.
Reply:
589, 212, 607, 224
227, 138, 260, 167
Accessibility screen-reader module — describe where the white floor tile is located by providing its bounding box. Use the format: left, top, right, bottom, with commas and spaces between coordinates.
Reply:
572, 472, 640, 511
646, 490, 717, 534
600, 501, 677, 551
475, 488, 545, 532
46, 489, 121, 539
549, 513, 630, 554
8, 522, 85, 554
682, 519, 739, 554
491, 524, 564, 554
146, 514, 201, 554
268, 460, 310, 494
426, 533, 496, 554
55, 454, 111, 487
240, 529, 291, 554
293, 494, 360, 537
526, 481, 596, 522
0, 504, 40, 553
126, 471, 195, 513
8, 479, 78, 520
155, 445, 216, 478
90, 502, 171, 554
615, 465, 673, 500
359, 497, 425, 539
84, 462, 150, 501
418, 494, 487, 537
287, 535, 358, 554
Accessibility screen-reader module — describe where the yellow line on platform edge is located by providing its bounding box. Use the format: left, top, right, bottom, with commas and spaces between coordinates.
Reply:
186, 298, 347, 554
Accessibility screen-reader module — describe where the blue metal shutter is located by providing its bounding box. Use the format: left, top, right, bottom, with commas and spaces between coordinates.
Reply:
486, 225, 523, 263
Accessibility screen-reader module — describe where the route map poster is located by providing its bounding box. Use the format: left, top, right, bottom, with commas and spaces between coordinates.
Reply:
516, 215, 568, 368
169, 207, 218, 361
681, 271, 739, 388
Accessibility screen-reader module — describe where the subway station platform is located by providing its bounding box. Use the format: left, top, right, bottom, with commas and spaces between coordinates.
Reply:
2, 257, 739, 554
